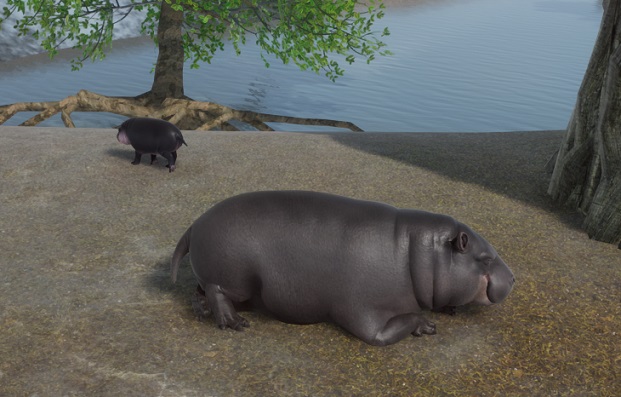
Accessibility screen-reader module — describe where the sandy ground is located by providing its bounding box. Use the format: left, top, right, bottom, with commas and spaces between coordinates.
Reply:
1, 126, 619, 396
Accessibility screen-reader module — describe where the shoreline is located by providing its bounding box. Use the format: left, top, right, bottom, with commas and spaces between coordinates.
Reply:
0, 35, 153, 74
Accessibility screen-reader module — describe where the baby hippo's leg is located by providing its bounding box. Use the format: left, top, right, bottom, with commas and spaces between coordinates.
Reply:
161, 152, 176, 172
132, 151, 142, 165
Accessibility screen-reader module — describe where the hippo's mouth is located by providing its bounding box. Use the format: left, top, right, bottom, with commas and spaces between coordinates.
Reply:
484, 274, 493, 302
472, 273, 494, 306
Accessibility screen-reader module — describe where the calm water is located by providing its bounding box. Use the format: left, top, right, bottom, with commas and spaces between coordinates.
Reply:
0, 0, 603, 132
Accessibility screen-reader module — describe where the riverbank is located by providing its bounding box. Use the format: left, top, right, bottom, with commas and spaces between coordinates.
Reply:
1, 127, 619, 396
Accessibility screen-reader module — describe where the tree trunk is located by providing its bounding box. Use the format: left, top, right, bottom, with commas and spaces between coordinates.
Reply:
548, 0, 621, 246
149, 0, 185, 101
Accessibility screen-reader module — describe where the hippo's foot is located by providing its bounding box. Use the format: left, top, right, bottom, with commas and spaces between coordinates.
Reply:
192, 285, 212, 321
370, 313, 436, 346
433, 306, 457, 316
166, 164, 176, 173
411, 317, 436, 337
216, 311, 249, 331
204, 283, 250, 331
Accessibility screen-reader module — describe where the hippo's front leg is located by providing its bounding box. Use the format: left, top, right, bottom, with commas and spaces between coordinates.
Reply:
131, 151, 142, 165
150, 154, 158, 165
371, 313, 436, 346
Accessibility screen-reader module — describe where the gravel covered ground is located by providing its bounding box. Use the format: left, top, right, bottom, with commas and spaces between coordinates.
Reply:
1, 126, 619, 396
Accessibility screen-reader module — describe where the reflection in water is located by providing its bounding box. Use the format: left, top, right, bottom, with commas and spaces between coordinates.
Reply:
245, 78, 279, 111
0, 0, 603, 132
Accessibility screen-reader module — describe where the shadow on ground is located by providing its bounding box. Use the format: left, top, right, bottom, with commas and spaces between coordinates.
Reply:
328, 131, 587, 232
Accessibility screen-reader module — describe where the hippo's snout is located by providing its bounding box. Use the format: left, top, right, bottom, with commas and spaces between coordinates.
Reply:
117, 129, 131, 145
487, 257, 515, 304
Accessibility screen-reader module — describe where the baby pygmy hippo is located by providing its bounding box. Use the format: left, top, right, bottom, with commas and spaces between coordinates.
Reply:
117, 117, 187, 172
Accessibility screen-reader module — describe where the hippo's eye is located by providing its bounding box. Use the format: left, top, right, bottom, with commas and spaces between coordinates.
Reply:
481, 257, 493, 268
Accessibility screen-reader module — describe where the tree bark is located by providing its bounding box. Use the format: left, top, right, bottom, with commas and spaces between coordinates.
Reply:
149, 0, 185, 101
548, 0, 621, 245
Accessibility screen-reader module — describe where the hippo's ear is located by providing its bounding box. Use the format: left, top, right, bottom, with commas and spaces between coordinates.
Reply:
452, 232, 469, 253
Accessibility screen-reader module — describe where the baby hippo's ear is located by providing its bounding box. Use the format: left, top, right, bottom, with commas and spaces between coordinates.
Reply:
452, 231, 469, 253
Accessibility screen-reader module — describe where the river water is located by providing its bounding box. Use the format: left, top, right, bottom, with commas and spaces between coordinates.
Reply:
0, 0, 603, 132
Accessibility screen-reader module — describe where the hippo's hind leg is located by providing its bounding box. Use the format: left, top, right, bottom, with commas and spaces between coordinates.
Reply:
204, 284, 250, 331
161, 152, 176, 172
131, 151, 142, 165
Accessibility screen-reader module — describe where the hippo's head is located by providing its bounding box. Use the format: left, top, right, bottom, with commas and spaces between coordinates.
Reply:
437, 223, 515, 308
408, 214, 515, 311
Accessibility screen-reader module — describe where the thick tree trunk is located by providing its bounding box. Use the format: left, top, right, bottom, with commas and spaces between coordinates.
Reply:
548, 0, 621, 246
150, 1, 185, 100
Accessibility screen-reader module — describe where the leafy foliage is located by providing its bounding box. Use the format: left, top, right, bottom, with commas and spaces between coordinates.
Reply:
1, 0, 390, 80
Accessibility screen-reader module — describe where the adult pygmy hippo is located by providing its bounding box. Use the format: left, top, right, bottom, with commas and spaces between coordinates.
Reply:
116, 117, 187, 172
171, 191, 515, 346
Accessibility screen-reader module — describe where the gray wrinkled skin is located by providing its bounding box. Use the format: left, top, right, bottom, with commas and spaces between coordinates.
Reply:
116, 117, 187, 172
171, 191, 515, 346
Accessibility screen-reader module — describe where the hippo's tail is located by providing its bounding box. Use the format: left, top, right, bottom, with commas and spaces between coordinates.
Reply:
171, 227, 191, 283
176, 131, 188, 147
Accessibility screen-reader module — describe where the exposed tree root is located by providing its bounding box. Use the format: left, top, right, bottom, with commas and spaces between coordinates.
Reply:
0, 90, 364, 132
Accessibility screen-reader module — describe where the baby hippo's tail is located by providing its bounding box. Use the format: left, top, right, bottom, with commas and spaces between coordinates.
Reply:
171, 227, 192, 283
175, 130, 188, 147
